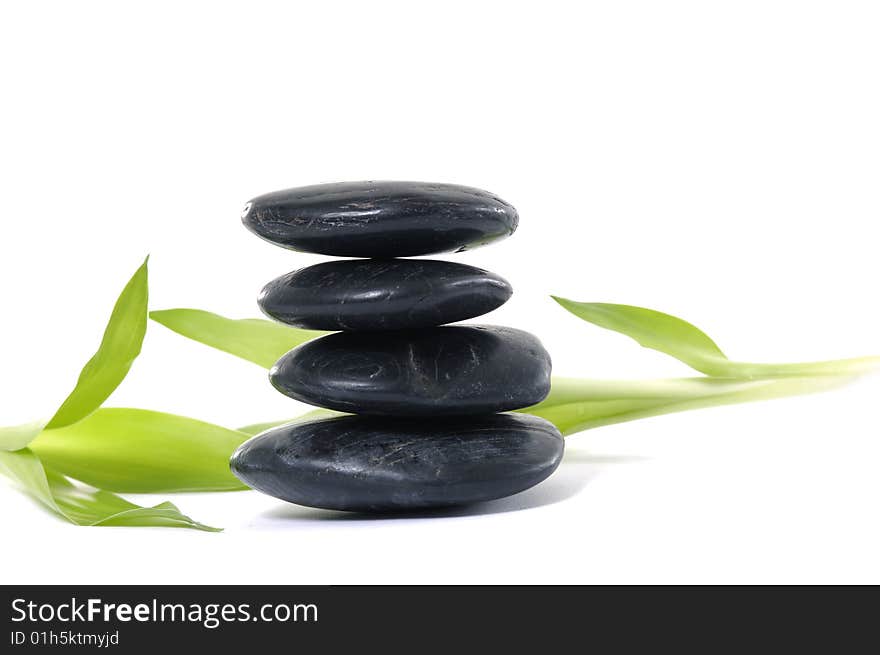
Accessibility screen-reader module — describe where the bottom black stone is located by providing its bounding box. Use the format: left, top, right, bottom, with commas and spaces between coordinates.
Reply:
230, 413, 564, 512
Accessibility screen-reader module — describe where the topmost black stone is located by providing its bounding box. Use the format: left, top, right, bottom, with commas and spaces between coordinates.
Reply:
241, 181, 518, 257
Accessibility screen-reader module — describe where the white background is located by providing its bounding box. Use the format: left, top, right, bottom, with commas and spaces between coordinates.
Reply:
1, 1, 879, 584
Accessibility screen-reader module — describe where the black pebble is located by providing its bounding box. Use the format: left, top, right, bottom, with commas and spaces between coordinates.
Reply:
270, 325, 552, 416
230, 413, 564, 512
259, 259, 513, 331
241, 181, 518, 257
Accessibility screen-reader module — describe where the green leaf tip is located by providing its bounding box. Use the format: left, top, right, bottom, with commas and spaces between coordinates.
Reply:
32, 408, 250, 493
1, 257, 151, 451
520, 375, 854, 436
0, 448, 220, 532
237, 408, 347, 436
150, 308, 324, 369
552, 296, 728, 373
553, 296, 880, 379
46, 257, 150, 429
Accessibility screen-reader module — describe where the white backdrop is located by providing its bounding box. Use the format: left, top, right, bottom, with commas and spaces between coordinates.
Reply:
1, 1, 878, 584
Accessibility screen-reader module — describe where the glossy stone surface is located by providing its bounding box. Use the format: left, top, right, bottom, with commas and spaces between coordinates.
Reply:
241, 181, 518, 257
259, 259, 512, 331
230, 413, 564, 512
270, 325, 552, 416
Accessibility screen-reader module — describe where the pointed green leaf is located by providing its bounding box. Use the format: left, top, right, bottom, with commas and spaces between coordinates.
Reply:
47, 257, 150, 429
0, 420, 49, 452
521, 375, 854, 436
1, 258, 151, 451
150, 308, 323, 369
31, 408, 250, 493
237, 408, 346, 435
240, 376, 855, 441
552, 297, 729, 373
553, 297, 880, 379
0, 449, 220, 531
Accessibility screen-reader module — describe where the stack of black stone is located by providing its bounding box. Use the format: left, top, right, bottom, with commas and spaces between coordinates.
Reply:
231, 182, 564, 512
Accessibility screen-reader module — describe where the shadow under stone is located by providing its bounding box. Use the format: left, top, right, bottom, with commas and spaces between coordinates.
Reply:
255, 453, 643, 524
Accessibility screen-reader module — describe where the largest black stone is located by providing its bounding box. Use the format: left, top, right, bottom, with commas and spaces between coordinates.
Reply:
241, 181, 518, 257
230, 413, 564, 512
270, 325, 552, 416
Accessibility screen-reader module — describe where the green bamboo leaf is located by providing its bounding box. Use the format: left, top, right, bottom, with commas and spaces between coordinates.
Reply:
239, 375, 853, 440
47, 257, 150, 429
238, 375, 858, 444
0, 449, 220, 531
241, 377, 852, 440
150, 308, 323, 368
551, 298, 727, 369
521, 375, 853, 435
1, 258, 150, 450
552, 297, 880, 379
237, 408, 346, 435
0, 420, 50, 453
31, 408, 250, 493
148, 303, 874, 441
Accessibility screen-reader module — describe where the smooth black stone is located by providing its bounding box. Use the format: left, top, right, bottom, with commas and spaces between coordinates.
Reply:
241, 181, 518, 257
270, 325, 552, 416
229, 413, 564, 512
259, 259, 513, 331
